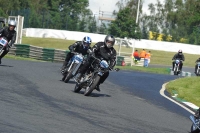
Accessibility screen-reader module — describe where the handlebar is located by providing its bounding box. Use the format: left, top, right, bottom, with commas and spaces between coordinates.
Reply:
173, 59, 183, 61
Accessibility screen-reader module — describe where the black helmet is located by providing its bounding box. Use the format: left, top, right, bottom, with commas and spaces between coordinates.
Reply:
104, 35, 115, 48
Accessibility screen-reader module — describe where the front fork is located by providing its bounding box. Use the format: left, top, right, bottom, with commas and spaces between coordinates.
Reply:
0, 47, 5, 56
72, 62, 82, 76
87, 72, 102, 87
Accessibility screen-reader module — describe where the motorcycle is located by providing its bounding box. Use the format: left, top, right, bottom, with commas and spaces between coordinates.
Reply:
62, 52, 84, 83
73, 53, 120, 96
173, 59, 182, 75
189, 114, 200, 133
0, 37, 8, 56
195, 62, 200, 76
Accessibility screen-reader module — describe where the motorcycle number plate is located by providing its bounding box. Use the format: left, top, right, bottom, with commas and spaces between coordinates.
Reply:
0, 38, 7, 46
74, 55, 83, 63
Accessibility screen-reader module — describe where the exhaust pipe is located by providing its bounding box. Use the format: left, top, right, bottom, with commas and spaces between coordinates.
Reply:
189, 115, 200, 130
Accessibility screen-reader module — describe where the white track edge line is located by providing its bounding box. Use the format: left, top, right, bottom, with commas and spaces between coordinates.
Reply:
160, 82, 195, 115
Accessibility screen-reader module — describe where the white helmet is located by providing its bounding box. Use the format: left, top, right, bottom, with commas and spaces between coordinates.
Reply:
8, 20, 16, 27
178, 49, 182, 55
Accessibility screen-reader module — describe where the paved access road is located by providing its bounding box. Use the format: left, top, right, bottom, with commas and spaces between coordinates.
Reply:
0, 59, 192, 133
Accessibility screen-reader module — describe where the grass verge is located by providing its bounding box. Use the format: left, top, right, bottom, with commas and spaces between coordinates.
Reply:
166, 77, 200, 107
115, 66, 170, 75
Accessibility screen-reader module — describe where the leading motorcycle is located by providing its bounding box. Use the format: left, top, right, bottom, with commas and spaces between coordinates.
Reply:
73, 53, 119, 96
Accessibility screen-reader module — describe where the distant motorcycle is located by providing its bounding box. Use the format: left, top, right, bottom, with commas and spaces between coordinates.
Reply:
189, 114, 200, 133
62, 52, 84, 83
73, 53, 120, 96
173, 59, 182, 75
0, 37, 8, 56
195, 62, 200, 76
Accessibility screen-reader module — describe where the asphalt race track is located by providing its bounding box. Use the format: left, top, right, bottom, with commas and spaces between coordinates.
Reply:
0, 59, 192, 133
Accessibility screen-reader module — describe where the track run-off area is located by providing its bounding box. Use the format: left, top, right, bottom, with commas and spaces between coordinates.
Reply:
0, 59, 192, 133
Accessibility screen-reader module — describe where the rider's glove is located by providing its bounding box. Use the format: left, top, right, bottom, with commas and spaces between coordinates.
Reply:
87, 49, 93, 54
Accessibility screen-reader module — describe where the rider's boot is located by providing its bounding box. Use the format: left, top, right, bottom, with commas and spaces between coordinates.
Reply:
95, 82, 101, 92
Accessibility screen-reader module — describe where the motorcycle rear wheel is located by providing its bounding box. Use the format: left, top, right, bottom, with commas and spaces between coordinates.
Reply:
74, 83, 82, 93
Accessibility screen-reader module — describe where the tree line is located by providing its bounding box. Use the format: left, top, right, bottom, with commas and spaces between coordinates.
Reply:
110, 0, 200, 45
0, 0, 101, 33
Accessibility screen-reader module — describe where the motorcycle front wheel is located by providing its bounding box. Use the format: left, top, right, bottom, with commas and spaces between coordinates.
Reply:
197, 68, 200, 76
191, 124, 200, 133
174, 67, 178, 75
64, 64, 78, 83
84, 75, 101, 96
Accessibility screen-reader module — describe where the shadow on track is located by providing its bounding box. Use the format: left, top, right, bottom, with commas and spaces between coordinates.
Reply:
73, 91, 111, 98
59, 80, 76, 84
0, 64, 13, 67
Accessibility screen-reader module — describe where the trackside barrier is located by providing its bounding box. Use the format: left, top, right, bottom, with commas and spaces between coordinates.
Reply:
9, 44, 69, 62
9, 44, 124, 65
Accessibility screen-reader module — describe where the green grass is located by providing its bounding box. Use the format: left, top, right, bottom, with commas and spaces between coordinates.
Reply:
22, 36, 96, 50
166, 77, 200, 107
116, 66, 170, 75
22, 37, 199, 67
22, 37, 75, 50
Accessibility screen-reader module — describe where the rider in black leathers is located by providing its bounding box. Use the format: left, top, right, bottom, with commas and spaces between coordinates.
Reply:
0, 20, 17, 64
172, 50, 185, 71
78, 35, 117, 91
61, 36, 92, 73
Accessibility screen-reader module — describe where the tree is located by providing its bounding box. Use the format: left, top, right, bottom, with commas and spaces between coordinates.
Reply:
88, 16, 97, 33
109, 7, 141, 39
99, 22, 108, 34
59, 0, 90, 30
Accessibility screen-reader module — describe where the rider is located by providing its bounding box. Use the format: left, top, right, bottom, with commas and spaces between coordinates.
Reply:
61, 36, 92, 73
78, 35, 117, 92
172, 50, 185, 71
0, 20, 17, 64
194, 57, 200, 74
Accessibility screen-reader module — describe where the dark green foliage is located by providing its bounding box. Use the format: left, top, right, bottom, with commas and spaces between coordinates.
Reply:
109, 7, 141, 39
0, 0, 95, 31
139, 0, 200, 45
